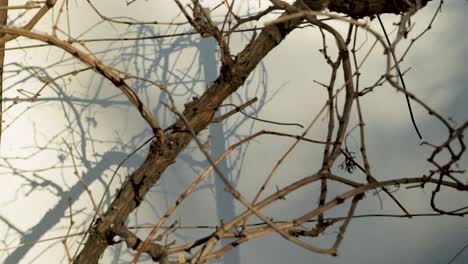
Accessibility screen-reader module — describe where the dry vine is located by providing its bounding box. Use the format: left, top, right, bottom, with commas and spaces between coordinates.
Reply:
0, 0, 466, 264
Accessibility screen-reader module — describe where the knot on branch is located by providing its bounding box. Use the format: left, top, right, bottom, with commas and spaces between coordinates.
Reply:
110, 224, 169, 262
221, 62, 248, 88
46, 0, 57, 8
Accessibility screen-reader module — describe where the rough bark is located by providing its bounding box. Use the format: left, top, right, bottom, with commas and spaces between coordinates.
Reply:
302, 0, 431, 17
73, 11, 302, 264
73, 1, 432, 262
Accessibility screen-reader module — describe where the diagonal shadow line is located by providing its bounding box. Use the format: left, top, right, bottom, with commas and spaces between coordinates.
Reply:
4, 151, 143, 264
199, 37, 241, 264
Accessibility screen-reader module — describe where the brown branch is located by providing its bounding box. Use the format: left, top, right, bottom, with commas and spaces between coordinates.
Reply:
62, 196, 74, 264
0, 2, 40, 10
0, 1, 441, 263
195, 176, 466, 262
0, 0, 7, 146
0, 0, 56, 45
72, 5, 305, 263
351, 25, 412, 217
301, 0, 431, 17
133, 127, 332, 263
271, 1, 357, 228
317, 23, 342, 225
111, 224, 169, 263
210, 97, 258, 123
0, 26, 164, 138
330, 193, 363, 255
164, 103, 335, 262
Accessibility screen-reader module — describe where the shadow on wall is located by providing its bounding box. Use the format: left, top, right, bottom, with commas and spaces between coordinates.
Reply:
2, 14, 270, 263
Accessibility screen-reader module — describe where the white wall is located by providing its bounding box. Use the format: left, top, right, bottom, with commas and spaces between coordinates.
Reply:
0, 0, 467, 263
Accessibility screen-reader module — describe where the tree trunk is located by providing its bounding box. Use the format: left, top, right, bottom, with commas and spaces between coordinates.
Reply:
73, 0, 432, 262
302, 0, 430, 17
